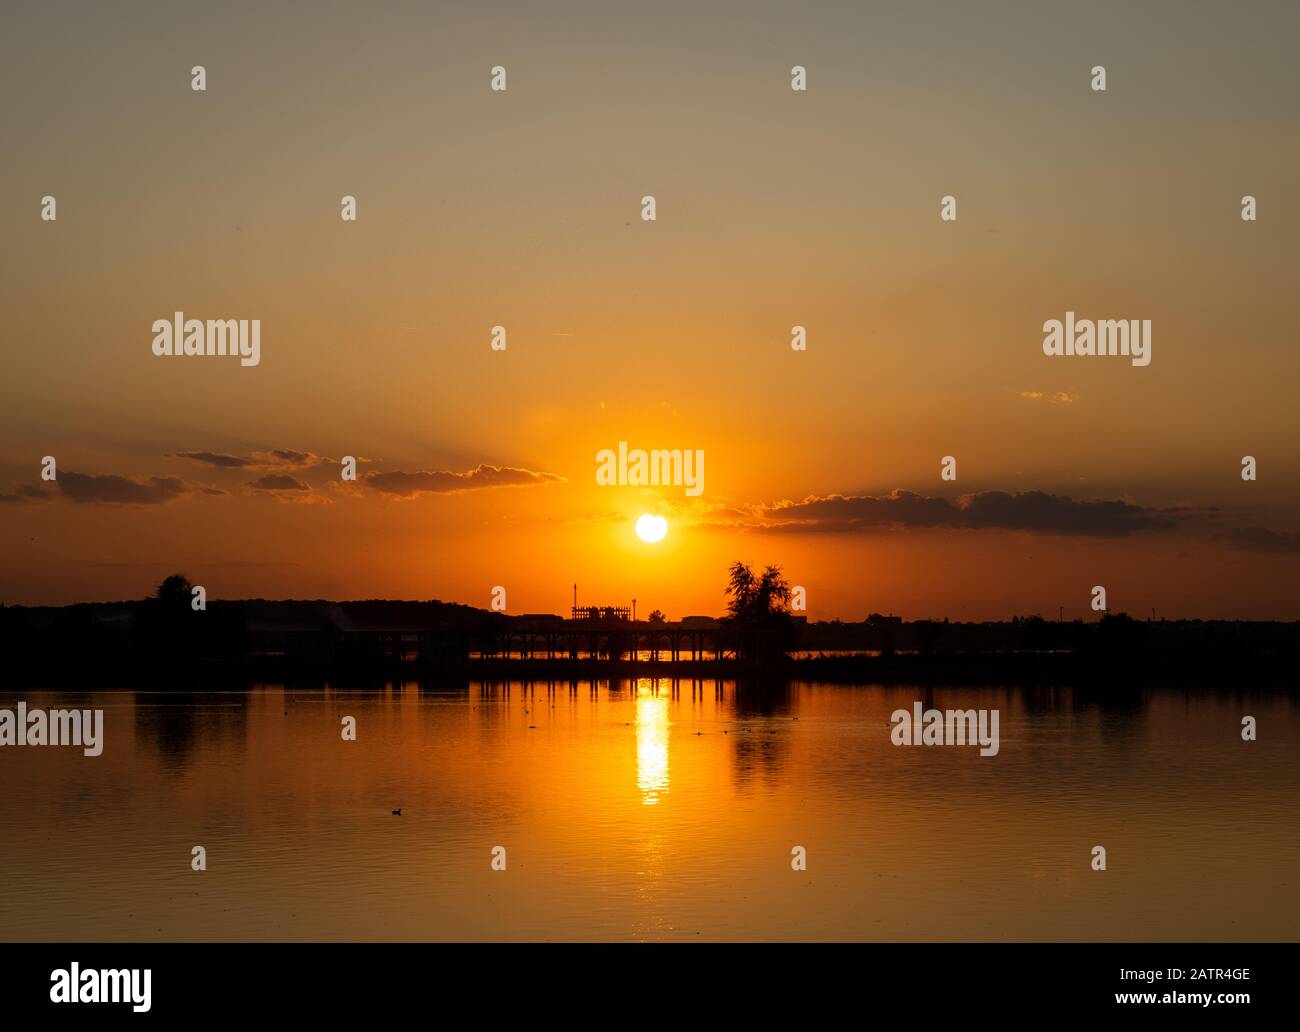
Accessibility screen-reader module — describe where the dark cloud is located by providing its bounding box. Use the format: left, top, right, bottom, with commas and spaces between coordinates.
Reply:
267, 449, 316, 466
175, 449, 331, 470
1, 458, 559, 507
8, 472, 192, 506
14, 483, 55, 501
174, 451, 252, 468
1222, 527, 1300, 554
734, 489, 1177, 537
363, 464, 565, 498
764, 490, 954, 529
955, 490, 1174, 535
247, 473, 310, 492
86, 560, 300, 569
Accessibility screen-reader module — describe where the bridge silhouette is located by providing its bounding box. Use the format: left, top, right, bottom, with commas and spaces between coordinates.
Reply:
484, 612, 735, 662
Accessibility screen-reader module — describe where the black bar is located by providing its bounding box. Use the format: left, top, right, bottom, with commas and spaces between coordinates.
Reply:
0, 943, 1284, 1021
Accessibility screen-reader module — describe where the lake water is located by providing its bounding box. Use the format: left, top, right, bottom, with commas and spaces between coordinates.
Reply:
1, 680, 1296, 941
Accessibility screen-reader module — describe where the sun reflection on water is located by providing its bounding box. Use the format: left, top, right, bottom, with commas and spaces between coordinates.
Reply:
635, 681, 670, 805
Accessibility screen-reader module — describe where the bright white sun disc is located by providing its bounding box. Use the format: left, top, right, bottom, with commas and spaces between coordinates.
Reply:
635, 513, 668, 543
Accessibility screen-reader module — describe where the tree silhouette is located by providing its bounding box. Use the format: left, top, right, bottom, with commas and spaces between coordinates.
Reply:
141, 573, 197, 656
647, 609, 666, 624
725, 562, 792, 624
724, 561, 795, 662
154, 573, 193, 609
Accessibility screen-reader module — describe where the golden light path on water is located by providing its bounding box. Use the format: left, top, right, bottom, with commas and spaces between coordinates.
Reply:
635, 681, 671, 805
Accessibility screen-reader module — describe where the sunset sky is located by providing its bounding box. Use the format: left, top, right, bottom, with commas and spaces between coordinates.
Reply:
2, 0, 1298, 618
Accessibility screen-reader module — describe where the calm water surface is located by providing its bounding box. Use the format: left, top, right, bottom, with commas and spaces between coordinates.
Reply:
1, 680, 1296, 941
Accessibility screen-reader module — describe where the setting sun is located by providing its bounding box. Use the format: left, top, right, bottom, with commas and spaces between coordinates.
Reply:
635, 514, 668, 543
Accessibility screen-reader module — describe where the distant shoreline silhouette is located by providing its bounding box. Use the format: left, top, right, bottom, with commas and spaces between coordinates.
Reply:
3, 594, 1296, 688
